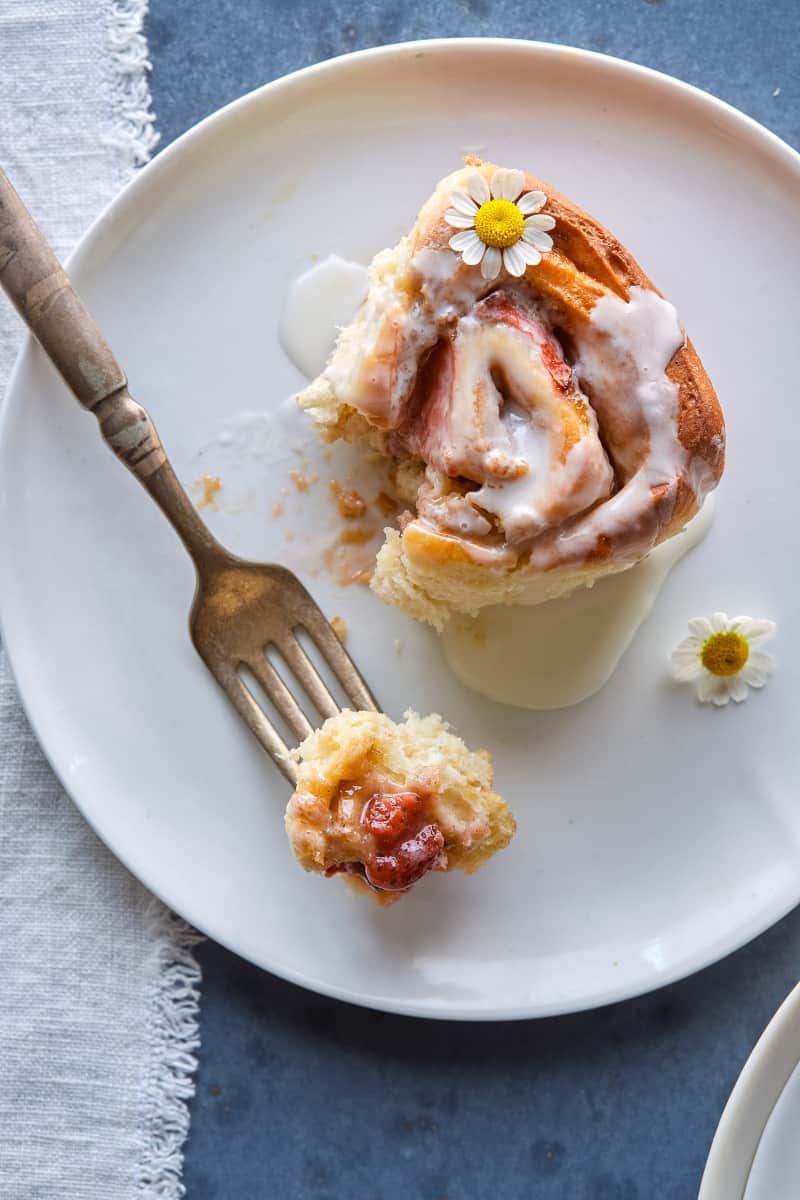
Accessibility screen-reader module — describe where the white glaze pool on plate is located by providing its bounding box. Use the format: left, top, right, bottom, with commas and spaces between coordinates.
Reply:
1, 41, 799, 1019
443, 498, 714, 710
700, 984, 800, 1199
279, 254, 368, 379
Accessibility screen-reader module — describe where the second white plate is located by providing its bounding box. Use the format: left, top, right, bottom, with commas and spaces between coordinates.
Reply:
701, 984, 800, 1198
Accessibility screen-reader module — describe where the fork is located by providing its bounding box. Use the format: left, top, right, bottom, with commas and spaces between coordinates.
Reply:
0, 169, 379, 784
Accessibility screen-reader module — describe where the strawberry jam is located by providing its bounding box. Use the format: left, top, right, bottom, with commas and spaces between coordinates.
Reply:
329, 787, 445, 893
365, 822, 445, 891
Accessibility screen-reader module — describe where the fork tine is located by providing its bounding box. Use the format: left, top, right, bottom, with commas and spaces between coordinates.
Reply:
215, 664, 297, 785
245, 652, 315, 743
277, 633, 340, 721
293, 620, 380, 713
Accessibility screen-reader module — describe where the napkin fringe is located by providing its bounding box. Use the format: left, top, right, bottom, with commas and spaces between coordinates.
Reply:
106, 0, 160, 168
137, 901, 203, 1200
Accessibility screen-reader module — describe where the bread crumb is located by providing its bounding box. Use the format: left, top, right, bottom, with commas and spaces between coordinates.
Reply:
330, 616, 347, 642
285, 530, 295, 542
272, 501, 285, 518
338, 527, 373, 546
330, 480, 367, 519
194, 474, 222, 511
394, 638, 404, 655
289, 469, 319, 492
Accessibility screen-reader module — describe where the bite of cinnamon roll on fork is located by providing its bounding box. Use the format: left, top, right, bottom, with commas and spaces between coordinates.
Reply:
299, 160, 725, 629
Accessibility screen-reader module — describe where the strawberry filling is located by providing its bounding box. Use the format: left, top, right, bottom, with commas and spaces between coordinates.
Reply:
328, 788, 446, 893
363, 790, 423, 843
365, 823, 445, 891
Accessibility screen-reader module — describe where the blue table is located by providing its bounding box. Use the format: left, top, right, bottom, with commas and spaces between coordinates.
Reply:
146, 5, 799, 1196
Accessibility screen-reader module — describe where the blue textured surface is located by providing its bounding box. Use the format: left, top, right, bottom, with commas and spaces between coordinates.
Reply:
145, 5, 800, 1197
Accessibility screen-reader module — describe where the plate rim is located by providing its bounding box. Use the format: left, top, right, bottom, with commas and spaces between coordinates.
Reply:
699, 982, 800, 1198
2, 38, 800, 1020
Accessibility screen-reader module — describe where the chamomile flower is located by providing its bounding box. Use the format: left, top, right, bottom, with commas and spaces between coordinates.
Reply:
444, 168, 556, 281
671, 613, 776, 706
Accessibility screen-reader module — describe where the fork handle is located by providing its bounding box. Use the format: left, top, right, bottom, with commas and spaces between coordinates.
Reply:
0, 168, 222, 566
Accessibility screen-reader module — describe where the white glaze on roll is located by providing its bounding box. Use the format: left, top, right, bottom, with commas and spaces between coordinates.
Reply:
529, 286, 690, 568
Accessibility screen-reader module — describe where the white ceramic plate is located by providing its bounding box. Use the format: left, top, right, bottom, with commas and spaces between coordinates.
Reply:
700, 983, 800, 1198
2, 41, 799, 1020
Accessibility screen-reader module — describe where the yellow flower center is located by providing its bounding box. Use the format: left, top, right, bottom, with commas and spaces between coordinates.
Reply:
474, 198, 525, 249
701, 631, 750, 677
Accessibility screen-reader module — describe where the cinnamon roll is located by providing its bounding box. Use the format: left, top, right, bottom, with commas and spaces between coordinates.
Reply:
299, 161, 725, 629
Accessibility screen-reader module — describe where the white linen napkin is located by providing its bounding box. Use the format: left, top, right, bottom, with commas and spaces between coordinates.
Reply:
0, 3, 201, 1198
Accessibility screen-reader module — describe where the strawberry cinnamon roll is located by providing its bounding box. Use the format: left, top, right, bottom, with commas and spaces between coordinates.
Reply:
285, 710, 515, 906
299, 161, 725, 628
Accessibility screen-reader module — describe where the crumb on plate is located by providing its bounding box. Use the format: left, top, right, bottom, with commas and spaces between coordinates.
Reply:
194, 474, 222, 511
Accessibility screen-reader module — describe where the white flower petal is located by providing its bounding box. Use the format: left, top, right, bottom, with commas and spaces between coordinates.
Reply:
729, 678, 750, 703
466, 172, 490, 206
748, 629, 778, 649
730, 616, 776, 646
671, 641, 703, 681
449, 189, 479, 216
523, 226, 554, 253
672, 657, 704, 683
696, 674, 717, 703
517, 240, 543, 266
455, 231, 486, 266
490, 168, 525, 201
480, 245, 502, 280
449, 229, 480, 251
740, 652, 775, 688
502, 243, 526, 277
444, 208, 477, 229
517, 189, 547, 214
687, 617, 713, 639
709, 678, 733, 707
524, 211, 556, 231
710, 612, 730, 633
449, 231, 485, 265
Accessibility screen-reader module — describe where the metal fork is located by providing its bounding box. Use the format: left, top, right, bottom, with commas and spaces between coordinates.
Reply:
0, 169, 379, 784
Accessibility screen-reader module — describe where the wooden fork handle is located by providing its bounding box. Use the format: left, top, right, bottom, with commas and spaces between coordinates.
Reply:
0, 168, 226, 565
